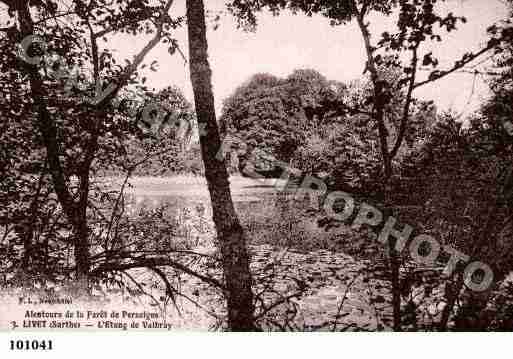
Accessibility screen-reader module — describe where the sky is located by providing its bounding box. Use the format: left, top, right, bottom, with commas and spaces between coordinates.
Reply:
110, 0, 510, 117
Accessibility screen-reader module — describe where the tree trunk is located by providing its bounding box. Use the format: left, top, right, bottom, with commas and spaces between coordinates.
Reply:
15, 0, 92, 280
21, 164, 46, 270
185, 0, 257, 331
355, 8, 401, 331
73, 172, 91, 277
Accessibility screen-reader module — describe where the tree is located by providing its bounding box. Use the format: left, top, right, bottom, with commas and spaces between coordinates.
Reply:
219, 70, 327, 170
186, 0, 257, 330
227, 0, 507, 179
226, 0, 510, 331
2, 0, 179, 284
113, 85, 196, 176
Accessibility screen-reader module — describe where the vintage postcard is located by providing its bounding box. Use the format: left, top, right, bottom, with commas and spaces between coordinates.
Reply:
0, 0, 512, 356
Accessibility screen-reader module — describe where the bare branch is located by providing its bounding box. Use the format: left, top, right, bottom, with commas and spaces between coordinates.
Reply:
413, 46, 494, 89
91, 255, 225, 290
95, 0, 175, 108
33, 10, 77, 25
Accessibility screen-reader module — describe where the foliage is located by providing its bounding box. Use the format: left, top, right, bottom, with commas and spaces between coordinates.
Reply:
0, 0, 197, 294
219, 70, 327, 167
103, 85, 198, 176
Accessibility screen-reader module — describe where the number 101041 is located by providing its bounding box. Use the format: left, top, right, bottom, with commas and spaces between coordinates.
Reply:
10, 339, 53, 350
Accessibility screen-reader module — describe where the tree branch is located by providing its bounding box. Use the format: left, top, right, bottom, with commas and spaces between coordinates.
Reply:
91, 255, 225, 290
413, 46, 494, 89
390, 43, 420, 159
94, 0, 174, 108
354, 2, 392, 179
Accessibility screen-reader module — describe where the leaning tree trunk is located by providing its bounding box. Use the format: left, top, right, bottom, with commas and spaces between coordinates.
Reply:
185, 0, 257, 331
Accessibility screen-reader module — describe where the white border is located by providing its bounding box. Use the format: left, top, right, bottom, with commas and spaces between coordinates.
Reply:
0, 332, 509, 359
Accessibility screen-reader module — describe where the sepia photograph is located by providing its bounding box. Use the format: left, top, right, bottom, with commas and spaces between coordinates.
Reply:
0, 0, 512, 350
